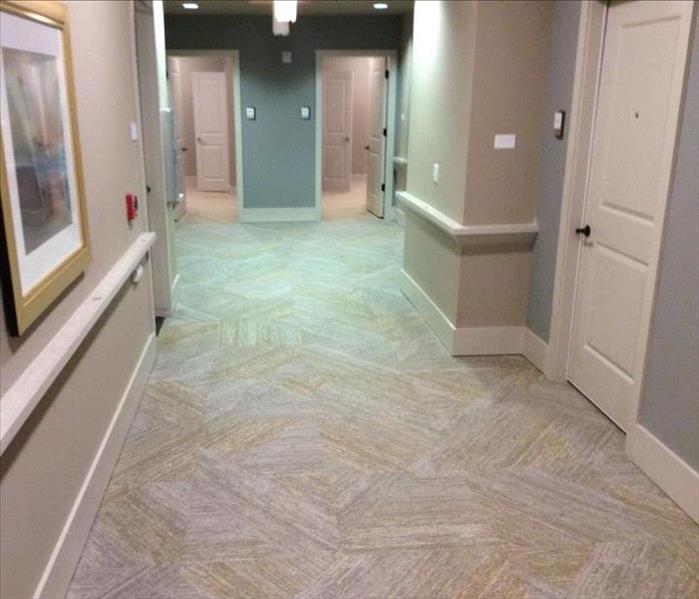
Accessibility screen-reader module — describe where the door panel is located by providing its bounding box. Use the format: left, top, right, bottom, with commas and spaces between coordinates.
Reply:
323, 70, 352, 192
568, 0, 693, 430
192, 71, 230, 192
366, 58, 387, 218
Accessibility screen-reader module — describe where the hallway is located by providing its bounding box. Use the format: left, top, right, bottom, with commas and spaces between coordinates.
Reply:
66, 214, 698, 598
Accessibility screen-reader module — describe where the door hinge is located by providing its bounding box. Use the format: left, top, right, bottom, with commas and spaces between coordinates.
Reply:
385, 69, 389, 79
381, 183, 386, 192
383, 128, 387, 137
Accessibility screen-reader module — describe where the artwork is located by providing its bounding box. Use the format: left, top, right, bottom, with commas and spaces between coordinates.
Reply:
0, 0, 89, 335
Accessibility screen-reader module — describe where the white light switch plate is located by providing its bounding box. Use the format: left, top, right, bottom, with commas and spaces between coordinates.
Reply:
246, 106, 256, 120
129, 122, 139, 141
432, 162, 440, 184
494, 134, 516, 149
281, 51, 292, 64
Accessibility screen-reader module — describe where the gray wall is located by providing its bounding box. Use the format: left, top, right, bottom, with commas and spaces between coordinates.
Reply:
526, 0, 581, 341
165, 15, 401, 210
640, 14, 699, 471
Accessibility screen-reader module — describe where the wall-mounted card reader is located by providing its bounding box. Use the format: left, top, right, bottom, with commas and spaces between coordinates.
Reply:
246, 106, 256, 120
554, 110, 565, 139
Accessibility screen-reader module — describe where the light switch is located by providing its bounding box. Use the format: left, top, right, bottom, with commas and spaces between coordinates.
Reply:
129, 122, 139, 141
432, 162, 440, 184
553, 110, 565, 139
300, 106, 311, 120
281, 51, 292, 64
246, 106, 256, 120
494, 134, 516, 149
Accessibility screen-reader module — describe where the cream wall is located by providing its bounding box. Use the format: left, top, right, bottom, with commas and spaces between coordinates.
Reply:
402, 1, 553, 349
322, 55, 371, 175
0, 2, 155, 597
464, 1, 552, 225
406, 0, 477, 223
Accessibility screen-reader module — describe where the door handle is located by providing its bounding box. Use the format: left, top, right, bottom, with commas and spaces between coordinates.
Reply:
345, 137, 350, 142
181, 147, 188, 151
575, 225, 591, 237
364, 145, 370, 150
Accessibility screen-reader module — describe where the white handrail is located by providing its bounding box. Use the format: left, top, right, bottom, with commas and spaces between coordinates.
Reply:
0, 232, 156, 455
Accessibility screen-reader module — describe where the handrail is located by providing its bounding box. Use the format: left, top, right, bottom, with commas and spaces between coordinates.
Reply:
396, 190, 538, 247
0, 232, 156, 455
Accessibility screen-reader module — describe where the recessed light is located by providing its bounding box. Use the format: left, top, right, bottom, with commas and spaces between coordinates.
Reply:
182, 2, 199, 9
373, 3, 389, 10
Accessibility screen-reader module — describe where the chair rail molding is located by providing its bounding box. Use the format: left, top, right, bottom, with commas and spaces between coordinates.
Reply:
0, 232, 156, 455
396, 190, 538, 247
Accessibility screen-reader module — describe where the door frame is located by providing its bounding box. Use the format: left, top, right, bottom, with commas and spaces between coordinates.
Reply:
315, 50, 398, 221
547, 0, 695, 428
165, 49, 244, 212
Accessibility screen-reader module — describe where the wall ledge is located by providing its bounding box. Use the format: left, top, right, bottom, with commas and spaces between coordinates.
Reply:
0, 232, 156, 455
396, 190, 538, 247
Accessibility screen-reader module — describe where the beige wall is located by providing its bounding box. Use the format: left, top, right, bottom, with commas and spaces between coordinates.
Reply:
168, 54, 236, 182
0, 1, 155, 597
322, 55, 372, 175
403, 1, 552, 338
464, 1, 552, 225
405, 0, 477, 223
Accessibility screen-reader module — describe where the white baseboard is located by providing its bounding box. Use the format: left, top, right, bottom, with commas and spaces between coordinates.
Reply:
394, 207, 406, 227
523, 328, 552, 376
626, 424, 699, 524
33, 333, 157, 599
400, 269, 524, 356
239, 207, 319, 223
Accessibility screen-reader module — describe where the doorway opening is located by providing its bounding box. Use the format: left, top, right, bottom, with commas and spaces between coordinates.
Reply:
316, 51, 397, 221
166, 50, 242, 223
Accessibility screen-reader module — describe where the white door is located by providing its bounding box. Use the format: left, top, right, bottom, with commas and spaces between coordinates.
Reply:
323, 70, 352, 193
366, 57, 387, 218
568, 0, 693, 430
192, 71, 230, 192
167, 58, 186, 213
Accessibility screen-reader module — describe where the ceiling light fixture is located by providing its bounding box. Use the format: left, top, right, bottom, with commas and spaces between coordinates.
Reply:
373, 2, 389, 9
273, 0, 297, 23
182, 2, 199, 9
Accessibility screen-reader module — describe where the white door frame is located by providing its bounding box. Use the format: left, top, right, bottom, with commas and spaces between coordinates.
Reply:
547, 0, 695, 425
166, 49, 244, 212
315, 50, 398, 221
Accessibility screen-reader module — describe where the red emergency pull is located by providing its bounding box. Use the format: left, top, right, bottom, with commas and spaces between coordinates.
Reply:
126, 193, 138, 221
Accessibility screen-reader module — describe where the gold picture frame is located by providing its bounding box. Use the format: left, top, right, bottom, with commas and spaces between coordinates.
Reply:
0, 0, 89, 335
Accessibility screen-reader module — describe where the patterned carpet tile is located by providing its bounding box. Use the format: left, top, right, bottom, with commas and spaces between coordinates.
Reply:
66, 211, 699, 598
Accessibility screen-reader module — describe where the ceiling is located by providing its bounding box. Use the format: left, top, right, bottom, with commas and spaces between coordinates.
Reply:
164, 1, 414, 17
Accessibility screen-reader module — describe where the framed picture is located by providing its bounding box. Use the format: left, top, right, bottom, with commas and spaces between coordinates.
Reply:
0, 0, 89, 336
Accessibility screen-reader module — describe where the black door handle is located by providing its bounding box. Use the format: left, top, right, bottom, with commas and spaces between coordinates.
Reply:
364, 145, 370, 150
575, 225, 591, 237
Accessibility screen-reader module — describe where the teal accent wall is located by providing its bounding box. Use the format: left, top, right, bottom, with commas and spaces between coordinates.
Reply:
165, 15, 402, 210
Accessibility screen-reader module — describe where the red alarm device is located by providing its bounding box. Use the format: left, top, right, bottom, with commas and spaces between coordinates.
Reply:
126, 193, 138, 221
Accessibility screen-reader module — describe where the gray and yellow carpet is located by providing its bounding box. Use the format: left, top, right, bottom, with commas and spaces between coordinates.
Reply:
67, 208, 699, 598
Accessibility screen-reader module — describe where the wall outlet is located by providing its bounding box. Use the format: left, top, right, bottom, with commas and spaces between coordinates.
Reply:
432, 162, 440, 184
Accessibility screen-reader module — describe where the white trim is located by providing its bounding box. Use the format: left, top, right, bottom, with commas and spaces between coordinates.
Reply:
397, 191, 538, 247
522, 328, 551, 377
547, 2, 608, 382
154, 271, 180, 319
393, 206, 406, 227
0, 233, 156, 455
400, 269, 524, 356
626, 425, 699, 524
166, 49, 244, 213
400, 269, 455, 351
32, 332, 157, 599
239, 207, 319, 223
315, 50, 398, 222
